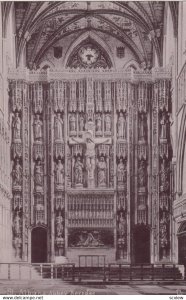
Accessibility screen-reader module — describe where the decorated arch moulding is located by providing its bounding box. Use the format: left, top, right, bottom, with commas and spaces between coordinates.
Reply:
63, 31, 116, 70
39, 60, 55, 70
177, 105, 186, 196
29, 223, 48, 231
123, 59, 140, 71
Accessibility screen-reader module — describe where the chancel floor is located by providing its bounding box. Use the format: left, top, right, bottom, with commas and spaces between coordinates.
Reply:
0, 280, 186, 295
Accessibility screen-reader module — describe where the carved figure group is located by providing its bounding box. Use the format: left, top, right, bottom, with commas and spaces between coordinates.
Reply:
33, 114, 42, 141
77, 232, 104, 247
54, 113, 63, 140
12, 112, 21, 141
70, 126, 110, 187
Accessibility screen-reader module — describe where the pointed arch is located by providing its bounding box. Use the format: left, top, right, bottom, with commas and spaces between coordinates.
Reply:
63, 31, 115, 70
177, 105, 186, 195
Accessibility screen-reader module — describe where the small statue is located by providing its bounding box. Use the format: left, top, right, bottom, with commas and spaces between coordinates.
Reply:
97, 156, 107, 187
105, 114, 111, 132
117, 112, 127, 140
12, 159, 22, 187
138, 160, 146, 188
55, 159, 64, 187
54, 113, 63, 141
118, 212, 126, 237
69, 114, 76, 132
138, 112, 146, 141
12, 112, 21, 141
96, 114, 102, 133
13, 211, 22, 237
34, 160, 43, 187
160, 158, 169, 192
33, 114, 42, 141
159, 213, 168, 250
56, 211, 64, 239
160, 111, 168, 140
117, 158, 127, 186
79, 115, 84, 132
74, 156, 84, 186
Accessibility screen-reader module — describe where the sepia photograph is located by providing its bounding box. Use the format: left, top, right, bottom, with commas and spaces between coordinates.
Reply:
0, 0, 186, 296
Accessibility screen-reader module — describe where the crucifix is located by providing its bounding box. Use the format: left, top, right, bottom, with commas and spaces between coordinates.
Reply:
69, 126, 111, 188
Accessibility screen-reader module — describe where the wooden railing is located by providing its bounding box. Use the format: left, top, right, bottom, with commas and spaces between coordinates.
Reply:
108, 264, 182, 282
0, 263, 183, 282
0, 263, 75, 280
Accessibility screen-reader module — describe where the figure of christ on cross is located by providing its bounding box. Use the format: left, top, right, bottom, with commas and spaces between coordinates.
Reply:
69, 130, 111, 188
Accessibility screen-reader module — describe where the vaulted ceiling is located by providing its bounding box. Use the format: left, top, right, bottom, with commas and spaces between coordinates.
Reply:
12, 1, 175, 69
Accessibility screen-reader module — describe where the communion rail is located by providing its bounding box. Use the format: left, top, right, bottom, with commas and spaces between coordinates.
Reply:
0, 263, 183, 282
0, 263, 75, 281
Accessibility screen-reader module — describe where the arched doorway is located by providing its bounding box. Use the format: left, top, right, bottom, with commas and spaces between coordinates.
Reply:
31, 227, 47, 263
178, 222, 186, 265
133, 225, 150, 264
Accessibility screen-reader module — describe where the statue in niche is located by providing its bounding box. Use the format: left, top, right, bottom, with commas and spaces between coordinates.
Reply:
69, 114, 76, 132
56, 211, 64, 239
54, 159, 64, 188
160, 158, 169, 192
14, 237, 22, 259
160, 111, 168, 140
138, 160, 146, 188
69, 125, 111, 188
138, 112, 146, 141
12, 159, 22, 187
79, 115, 84, 132
117, 158, 127, 186
12, 112, 21, 141
96, 114, 102, 133
105, 114, 111, 132
13, 211, 21, 237
118, 212, 126, 237
33, 114, 42, 141
117, 112, 127, 140
159, 212, 168, 252
54, 113, 63, 141
74, 156, 84, 186
34, 160, 43, 188
97, 155, 107, 187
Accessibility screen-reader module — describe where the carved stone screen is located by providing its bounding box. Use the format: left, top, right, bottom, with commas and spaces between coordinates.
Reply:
9, 70, 172, 264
